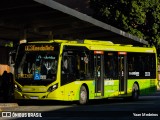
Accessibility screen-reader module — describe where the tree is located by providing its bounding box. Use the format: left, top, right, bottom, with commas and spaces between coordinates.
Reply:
90, 0, 160, 51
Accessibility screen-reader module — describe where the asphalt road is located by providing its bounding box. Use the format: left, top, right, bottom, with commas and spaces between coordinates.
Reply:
1, 91, 160, 120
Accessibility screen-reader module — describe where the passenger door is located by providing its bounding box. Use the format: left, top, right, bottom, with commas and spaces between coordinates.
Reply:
118, 52, 127, 95
94, 51, 104, 97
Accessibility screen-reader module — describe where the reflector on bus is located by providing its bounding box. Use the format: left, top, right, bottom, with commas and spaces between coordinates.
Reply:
94, 51, 104, 54
118, 52, 127, 55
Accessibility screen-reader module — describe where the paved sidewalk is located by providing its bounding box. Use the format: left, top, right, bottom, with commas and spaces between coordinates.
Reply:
0, 96, 18, 110
0, 103, 18, 108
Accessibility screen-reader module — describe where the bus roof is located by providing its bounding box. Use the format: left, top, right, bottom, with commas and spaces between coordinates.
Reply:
27, 39, 156, 53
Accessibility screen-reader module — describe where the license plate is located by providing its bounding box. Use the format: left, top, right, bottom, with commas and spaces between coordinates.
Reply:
30, 96, 38, 99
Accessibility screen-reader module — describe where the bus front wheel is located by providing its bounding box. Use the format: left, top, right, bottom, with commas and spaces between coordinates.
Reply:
79, 85, 88, 105
132, 83, 139, 100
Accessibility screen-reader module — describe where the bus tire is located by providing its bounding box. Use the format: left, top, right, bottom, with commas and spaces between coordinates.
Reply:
131, 83, 139, 101
79, 85, 88, 105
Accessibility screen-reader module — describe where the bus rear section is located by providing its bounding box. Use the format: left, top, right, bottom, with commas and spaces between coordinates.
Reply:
117, 51, 157, 100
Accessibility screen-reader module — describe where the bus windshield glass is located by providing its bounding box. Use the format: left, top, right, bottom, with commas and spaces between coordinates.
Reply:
15, 44, 60, 85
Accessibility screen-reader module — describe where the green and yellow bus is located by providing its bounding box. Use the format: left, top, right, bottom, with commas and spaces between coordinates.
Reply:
14, 39, 157, 104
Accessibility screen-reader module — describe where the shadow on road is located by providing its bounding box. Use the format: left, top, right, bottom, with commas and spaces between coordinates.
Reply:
15, 95, 156, 106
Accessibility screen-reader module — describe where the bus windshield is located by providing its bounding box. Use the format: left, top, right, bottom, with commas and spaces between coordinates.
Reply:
15, 44, 60, 86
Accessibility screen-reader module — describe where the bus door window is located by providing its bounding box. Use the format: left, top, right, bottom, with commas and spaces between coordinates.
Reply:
119, 56, 124, 76
94, 51, 105, 96
104, 52, 118, 80
118, 52, 127, 93
94, 54, 101, 93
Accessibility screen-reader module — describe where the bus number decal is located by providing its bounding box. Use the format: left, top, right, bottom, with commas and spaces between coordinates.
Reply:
145, 72, 150, 76
129, 72, 139, 76
104, 81, 114, 85
18, 74, 33, 78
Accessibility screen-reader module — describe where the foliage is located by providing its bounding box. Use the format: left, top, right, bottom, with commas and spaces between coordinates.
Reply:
90, 0, 160, 51
0, 40, 13, 47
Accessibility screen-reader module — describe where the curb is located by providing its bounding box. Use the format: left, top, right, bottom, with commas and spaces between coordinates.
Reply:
0, 103, 18, 108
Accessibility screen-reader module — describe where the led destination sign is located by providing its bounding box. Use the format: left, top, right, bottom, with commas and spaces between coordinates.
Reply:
25, 45, 54, 51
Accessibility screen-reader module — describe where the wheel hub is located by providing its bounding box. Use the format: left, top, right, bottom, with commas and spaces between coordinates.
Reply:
81, 91, 86, 101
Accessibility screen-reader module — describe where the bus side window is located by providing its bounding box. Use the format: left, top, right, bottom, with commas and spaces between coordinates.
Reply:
62, 56, 75, 74
61, 48, 94, 82
63, 57, 68, 70
76, 51, 94, 80
62, 56, 69, 73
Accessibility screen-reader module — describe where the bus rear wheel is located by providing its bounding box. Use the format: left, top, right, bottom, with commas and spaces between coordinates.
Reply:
131, 83, 139, 100
79, 85, 88, 105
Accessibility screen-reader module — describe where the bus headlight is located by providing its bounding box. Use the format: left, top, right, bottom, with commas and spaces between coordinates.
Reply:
14, 84, 22, 92
47, 83, 58, 92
